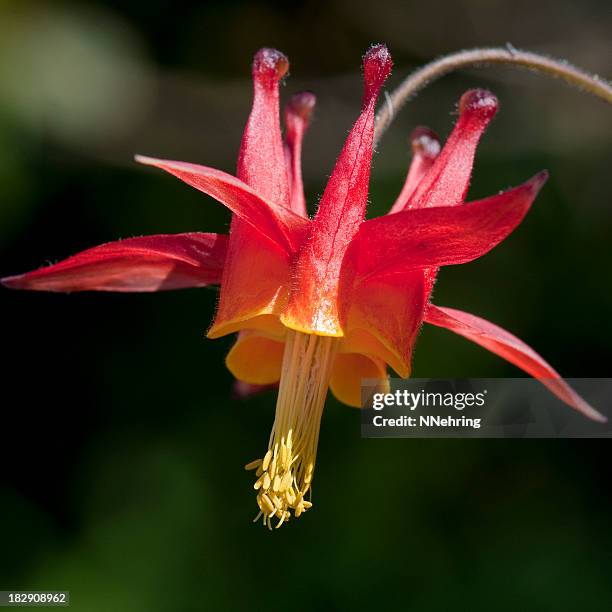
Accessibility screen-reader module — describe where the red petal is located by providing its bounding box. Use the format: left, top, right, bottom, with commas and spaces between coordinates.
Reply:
408, 89, 498, 210
2, 233, 227, 292
340, 270, 428, 377
284, 91, 316, 217
353, 172, 546, 278
238, 48, 291, 207
424, 304, 607, 423
135, 156, 308, 253
389, 127, 440, 214
207, 228, 290, 339
282, 44, 392, 335
211, 49, 298, 339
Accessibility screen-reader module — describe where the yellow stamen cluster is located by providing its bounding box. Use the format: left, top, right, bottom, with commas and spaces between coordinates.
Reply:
245, 432, 313, 529
245, 330, 338, 529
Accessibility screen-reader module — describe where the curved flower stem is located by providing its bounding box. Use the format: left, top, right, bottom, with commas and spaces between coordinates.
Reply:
374, 46, 612, 144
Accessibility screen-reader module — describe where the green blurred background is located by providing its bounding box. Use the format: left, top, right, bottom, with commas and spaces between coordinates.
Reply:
1, 1, 611, 610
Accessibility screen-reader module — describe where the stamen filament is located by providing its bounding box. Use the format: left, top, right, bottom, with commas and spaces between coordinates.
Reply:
245, 330, 338, 528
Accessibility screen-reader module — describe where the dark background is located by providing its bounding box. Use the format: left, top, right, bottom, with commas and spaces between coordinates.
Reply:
1, 1, 611, 610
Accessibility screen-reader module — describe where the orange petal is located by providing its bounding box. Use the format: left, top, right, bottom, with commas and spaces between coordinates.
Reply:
208, 228, 289, 338
226, 331, 285, 385
281, 45, 392, 336
211, 48, 302, 339
330, 353, 389, 408
340, 270, 428, 377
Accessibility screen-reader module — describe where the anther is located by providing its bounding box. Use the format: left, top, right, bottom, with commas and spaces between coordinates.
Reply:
260, 494, 275, 515
262, 449, 272, 471
244, 459, 262, 471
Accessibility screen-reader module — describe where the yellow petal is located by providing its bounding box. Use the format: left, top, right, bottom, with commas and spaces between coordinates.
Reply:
329, 352, 390, 408
226, 331, 284, 385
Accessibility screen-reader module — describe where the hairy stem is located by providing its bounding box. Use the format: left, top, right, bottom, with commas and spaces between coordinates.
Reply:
374, 46, 612, 144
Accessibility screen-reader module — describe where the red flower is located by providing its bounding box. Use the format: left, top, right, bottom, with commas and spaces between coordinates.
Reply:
3, 45, 604, 528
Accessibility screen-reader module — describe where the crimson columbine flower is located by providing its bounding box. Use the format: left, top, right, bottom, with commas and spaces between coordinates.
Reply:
3, 45, 604, 529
